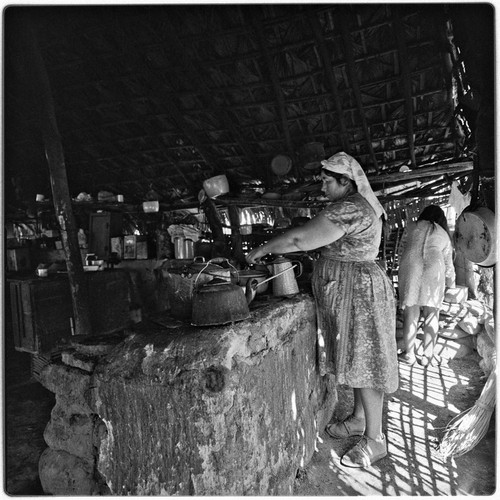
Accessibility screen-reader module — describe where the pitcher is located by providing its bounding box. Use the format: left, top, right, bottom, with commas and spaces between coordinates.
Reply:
267, 256, 303, 297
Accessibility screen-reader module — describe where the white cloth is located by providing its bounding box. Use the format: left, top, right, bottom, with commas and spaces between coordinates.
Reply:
398, 220, 455, 309
321, 152, 386, 219
448, 180, 471, 215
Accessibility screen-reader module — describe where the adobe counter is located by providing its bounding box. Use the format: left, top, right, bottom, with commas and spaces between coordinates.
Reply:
38, 292, 337, 495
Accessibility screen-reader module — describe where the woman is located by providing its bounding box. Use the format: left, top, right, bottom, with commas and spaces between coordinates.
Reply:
398, 205, 455, 366
246, 152, 398, 468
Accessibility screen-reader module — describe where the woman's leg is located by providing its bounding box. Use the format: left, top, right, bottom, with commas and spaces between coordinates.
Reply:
352, 387, 366, 420
402, 305, 420, 359
357, 387, 384, 441
340, 387, 387, 467
421, 306, 440, 360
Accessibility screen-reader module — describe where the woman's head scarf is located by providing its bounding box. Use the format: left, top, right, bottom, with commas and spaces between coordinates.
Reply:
321, 152, 386, 219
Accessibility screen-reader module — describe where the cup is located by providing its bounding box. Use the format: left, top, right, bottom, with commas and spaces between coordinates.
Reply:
36, 194, 45, 202
143, 201, 159, 213
117, 194, 124, 202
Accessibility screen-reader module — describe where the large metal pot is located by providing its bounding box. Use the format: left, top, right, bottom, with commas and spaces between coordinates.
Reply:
163, 258, 230, 319
191, 279, 251, 326
232, 269, 269, 294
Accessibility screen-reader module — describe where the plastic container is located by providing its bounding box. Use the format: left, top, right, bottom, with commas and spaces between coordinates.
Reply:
143, 201, 159, 213
203, 175, 229, 198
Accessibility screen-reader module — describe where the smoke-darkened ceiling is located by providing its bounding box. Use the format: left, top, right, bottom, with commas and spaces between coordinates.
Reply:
4, 4, 493, 210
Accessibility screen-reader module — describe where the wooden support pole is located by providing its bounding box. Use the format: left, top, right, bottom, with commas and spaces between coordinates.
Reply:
201, 198, 229, 258
339, 8, 379, 172
308, 12, 351, 153
24, 16, 92, 336
250, 7, 300, 178
228, 205, 246, 266
393, 8, 417, 169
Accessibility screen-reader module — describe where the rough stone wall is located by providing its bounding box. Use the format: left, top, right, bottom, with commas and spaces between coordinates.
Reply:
39, 294, 336, 495
38, 364, 111, 495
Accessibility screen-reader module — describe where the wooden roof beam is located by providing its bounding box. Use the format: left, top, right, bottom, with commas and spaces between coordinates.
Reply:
368, 160, 473, 184
113, 25, 220, 180
308, 11, 350, 153
249, 8, 297, 170
393, 8, 417, 169
338, 8, 379, 172
153, 15, 260, 173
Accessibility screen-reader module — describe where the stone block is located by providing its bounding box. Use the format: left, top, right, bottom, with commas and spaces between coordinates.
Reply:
477, 332, 496, 376
38, 448, 107, 495
39, 362, 91, 403
62, 349, 97, 372
439, 325, 470, 340
458, 311, 482, 335
444, 286, 468, 304
435, 336, 475, 359
43, 399, 98, 460
418, 333, 475, 359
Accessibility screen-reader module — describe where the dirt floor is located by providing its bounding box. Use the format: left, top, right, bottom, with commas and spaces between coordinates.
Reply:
2, 342, 496, 496
294, 353, 497, 496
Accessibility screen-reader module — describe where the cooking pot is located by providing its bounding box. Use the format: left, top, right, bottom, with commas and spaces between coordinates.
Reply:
163, 258, 230, 319
189, 257, 231, 281
191, 279, 253, 326
232, 269, 270, 294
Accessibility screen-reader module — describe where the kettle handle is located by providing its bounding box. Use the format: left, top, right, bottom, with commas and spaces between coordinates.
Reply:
291, 260, 303, 278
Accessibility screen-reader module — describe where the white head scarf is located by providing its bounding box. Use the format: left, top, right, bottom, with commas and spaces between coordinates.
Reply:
321, 152, 386, 219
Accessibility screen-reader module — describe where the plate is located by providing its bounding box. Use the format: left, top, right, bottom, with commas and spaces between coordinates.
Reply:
83, 265, 100, 272
271, 155, 292, 176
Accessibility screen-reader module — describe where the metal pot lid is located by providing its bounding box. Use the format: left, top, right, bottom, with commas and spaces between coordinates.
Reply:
197, 278, 237, 292
237, 270, 268, 277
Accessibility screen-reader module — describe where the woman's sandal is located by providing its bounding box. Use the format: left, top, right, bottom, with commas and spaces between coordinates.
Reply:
420, 354, 441, 367
326, 414, 366, 439
340, 434, 387, 468
398, 352, 416, 365
419, 355, 429, 367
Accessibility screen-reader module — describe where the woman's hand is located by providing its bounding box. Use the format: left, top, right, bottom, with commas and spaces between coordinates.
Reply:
245, 245, 268, 265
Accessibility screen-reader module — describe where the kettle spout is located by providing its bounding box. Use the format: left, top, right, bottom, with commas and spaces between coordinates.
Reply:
245, 278, 259, 305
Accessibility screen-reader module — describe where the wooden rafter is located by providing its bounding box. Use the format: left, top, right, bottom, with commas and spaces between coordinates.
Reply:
248, 8, 295, 164
153, 15, 260, 174
392, 7, 417, 169
338, 8, 379, 172
110, 22, 220, 181
369, 160, 473, 184
308, 11, 350, 153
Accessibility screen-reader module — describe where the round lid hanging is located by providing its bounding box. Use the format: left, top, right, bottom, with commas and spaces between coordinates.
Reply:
271, 154, 292, 176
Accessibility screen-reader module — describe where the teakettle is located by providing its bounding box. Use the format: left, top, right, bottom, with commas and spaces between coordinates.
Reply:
267, 256, 303, 297
191, 278, 256, 326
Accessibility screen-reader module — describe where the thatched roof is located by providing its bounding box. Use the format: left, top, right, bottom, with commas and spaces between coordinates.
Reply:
4, 4, 493, 210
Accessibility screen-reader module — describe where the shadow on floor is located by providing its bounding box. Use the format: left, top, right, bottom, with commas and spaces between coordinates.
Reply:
294, 354, 496, 496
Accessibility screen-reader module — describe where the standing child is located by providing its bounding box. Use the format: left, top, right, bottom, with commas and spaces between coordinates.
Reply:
398, 205, 455, 366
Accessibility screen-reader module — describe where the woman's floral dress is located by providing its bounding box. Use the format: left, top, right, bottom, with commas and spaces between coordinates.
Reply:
312, 193, 399, 393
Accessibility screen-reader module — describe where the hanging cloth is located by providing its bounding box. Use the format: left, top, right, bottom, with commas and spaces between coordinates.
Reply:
449, 180, 471, 215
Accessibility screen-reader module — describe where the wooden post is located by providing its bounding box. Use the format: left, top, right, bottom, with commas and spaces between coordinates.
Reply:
24, 17, 92, 336
201, 198, 229, 258
228, 206, 246, 266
